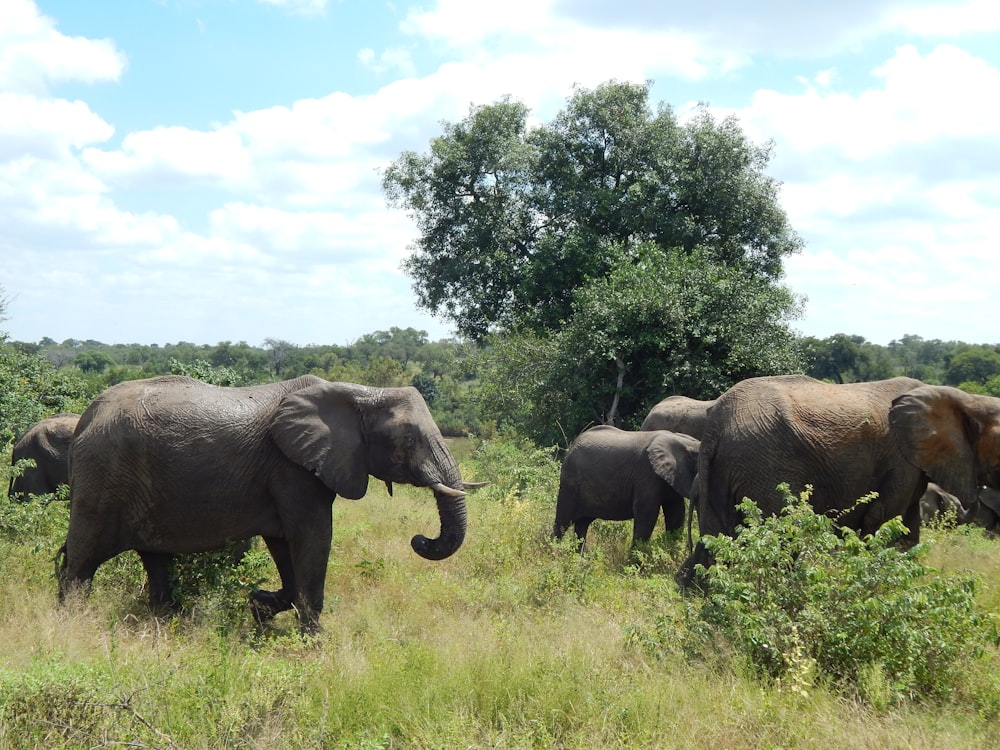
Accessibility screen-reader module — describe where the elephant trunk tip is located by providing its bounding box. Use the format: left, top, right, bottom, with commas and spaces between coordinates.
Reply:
411, 531, 464, 561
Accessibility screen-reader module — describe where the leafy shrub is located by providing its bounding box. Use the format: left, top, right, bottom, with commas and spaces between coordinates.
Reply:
685, 487, 988, 704
467, 431, 560, 504
169, 542, 276, 632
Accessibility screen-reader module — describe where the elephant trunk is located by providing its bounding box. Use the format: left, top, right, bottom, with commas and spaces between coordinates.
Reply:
958, 496, 981, 526
410, 443, 468, 561
411, 486, 467, 560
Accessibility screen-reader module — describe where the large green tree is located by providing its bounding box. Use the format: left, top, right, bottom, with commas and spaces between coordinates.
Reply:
478, 246, 803, 445
384, 81, 804, 439
383, 80, 803, 341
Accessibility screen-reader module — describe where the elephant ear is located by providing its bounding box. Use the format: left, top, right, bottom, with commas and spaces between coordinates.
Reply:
270, 382, 370, 500
647, 433, 697, 498
890, 386, 981, 506
980, 487, 1000, 515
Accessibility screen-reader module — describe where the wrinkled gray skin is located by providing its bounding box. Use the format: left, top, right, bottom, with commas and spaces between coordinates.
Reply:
680, 375, 1000, 586
60, 375, 471, 633
8, 413, 80, 500
554, 425, 700, 548
640, 396, 717, 439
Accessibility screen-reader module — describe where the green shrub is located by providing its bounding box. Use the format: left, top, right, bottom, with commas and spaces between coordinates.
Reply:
467, 431, 560, 503
686, 487, 989, 704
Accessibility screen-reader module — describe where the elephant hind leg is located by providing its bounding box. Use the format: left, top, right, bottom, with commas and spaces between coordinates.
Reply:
138, 551, 179, 612
58, 546, 108, 603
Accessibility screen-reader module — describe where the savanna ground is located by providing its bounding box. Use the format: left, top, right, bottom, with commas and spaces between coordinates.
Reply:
2, 437, 1000, 749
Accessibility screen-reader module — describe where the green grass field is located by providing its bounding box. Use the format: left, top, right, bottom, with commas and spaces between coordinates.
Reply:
2, 439, 1000, 749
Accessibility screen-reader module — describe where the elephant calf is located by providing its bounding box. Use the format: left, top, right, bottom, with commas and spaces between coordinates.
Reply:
554, 425, 700, 549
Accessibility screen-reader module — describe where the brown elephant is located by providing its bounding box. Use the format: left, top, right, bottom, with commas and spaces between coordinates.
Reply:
8, 413, 80, 500
59, 375, 475, 633
554, 425, 700, 549
640, 396, 717, 439
679, 375, 1000, 586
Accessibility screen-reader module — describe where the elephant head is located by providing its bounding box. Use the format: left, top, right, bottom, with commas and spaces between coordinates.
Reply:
890, 385, 1000, 517
270, 381, 467, 560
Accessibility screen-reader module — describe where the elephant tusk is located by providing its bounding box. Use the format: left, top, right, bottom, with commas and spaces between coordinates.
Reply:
463, 481, 489, 490
430, 482, 466, 498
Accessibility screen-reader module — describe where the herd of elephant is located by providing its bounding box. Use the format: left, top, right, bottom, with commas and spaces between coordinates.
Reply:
7, 374, 1000, 632
553, 375, 1000, 584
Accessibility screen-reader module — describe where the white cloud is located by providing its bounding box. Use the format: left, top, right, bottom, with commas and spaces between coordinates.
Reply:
889, 0, 1000, 35
82, 126, 252, 189
714, 41, 1000, 344
0, 0, 125, 94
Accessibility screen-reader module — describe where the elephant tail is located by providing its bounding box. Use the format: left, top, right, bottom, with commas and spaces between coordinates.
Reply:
686, 497, 695, 555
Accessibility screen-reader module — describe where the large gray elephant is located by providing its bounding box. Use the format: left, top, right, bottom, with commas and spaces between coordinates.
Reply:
679, 375, 1000, 585
59, 375, 475, 633
640, 396, 717, 439
8, 413, 80, 500
554, 425, 700, 548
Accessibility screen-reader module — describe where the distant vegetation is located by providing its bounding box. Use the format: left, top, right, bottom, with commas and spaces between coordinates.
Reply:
4, 329, 1000, 452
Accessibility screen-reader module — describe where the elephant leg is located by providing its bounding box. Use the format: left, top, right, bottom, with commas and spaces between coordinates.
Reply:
287, 517, 334, 634
572, 518, 593, 553
631, 510, 658, 546
676, 540, 712, 590
661, 495, 686, 533
138, 551, 179, 612
57, 543, 108, 603
250, 536, 296, 621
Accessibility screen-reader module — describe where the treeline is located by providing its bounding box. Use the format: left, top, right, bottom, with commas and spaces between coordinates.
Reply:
5, 328, 1000, 448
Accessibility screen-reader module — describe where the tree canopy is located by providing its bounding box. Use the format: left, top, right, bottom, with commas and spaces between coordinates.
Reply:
384, 80, 805, 441
383, 80, 803, 341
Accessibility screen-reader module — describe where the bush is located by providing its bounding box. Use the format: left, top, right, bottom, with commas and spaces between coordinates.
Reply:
687, 487, 989, 705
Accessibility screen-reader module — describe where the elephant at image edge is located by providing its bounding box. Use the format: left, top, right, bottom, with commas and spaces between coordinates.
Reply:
640, 395, 717, 439
972, 487, 1000, 534
8, 413, 80, 500
554, 425, 700, 548
679, 375, 1000, 585
60, 375, 474, 633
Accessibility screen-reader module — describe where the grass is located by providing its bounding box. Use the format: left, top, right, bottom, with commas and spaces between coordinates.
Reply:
2, 444, 1000, 749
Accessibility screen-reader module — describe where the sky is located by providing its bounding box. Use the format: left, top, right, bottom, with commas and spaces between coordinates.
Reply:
1, 0, 998, 348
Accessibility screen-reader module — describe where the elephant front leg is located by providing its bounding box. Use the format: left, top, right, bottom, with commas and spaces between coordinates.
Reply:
288, 522, 333, 634
250, 536, 297, 622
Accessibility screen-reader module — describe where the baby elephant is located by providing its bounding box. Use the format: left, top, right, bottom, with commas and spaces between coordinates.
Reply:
554, 425, 700, 548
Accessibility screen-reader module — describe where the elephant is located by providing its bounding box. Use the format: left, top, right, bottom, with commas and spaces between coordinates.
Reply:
8, 413, 80, 500
919, 482, 964, 525
58, 375, 476, 633
640, 396, 717, 439
679, 375, 1000, 586
553, 425, 700, 549
972, 487, 1000, 535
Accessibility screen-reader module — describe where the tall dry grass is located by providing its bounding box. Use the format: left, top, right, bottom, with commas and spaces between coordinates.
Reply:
1, 442, 999, 749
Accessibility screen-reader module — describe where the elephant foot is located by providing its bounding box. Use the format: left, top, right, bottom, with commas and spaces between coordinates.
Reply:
249, 588, 293, 623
